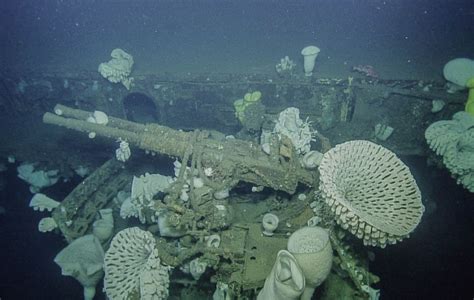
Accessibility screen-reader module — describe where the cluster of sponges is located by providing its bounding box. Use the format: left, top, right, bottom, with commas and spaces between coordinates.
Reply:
233, 91, 262, 122
318, 140, 424, 247
425, 111, 474, 192
104, 227, 170, 300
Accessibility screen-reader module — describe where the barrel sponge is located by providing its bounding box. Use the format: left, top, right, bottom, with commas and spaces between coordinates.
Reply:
318, 140, 425, 247
287, 227, 332, 288
104, 227, 170, 300
425, 112, 474, 192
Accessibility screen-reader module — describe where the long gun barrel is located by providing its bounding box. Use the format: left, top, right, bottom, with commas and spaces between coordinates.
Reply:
43, 104, 318, 194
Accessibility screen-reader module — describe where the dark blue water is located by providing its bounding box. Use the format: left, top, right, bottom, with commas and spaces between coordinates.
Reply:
2, 0, 474, 78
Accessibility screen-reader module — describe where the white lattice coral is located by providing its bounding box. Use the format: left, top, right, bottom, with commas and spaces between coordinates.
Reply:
104, 227, 170, 300
425, 111, 474, 192
318, 140, 425, 247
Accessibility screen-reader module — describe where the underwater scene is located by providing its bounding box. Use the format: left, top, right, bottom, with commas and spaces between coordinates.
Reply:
1, 0, 473, 299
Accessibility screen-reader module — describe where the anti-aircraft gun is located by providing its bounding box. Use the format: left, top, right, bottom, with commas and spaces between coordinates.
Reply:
43, 104, 325, 295
43, 104, 423, 299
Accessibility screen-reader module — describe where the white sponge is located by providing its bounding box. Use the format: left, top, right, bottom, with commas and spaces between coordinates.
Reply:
29, 193, 60, 212
443, 58, 474, 87
54, 234, 105, 300
98, 48, 134, 90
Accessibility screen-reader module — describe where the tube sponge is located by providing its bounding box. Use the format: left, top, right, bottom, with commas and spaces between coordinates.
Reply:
257, 250, 305, 300
92, 208, 114, 242
287, 226, 332, 299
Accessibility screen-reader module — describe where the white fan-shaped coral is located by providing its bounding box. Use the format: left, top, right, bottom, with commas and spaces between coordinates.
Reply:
104, 227, 170, 300
318, 140, 424, 247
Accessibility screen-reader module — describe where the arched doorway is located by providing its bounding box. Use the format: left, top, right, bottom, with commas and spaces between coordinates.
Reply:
123, 93, 159, 124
